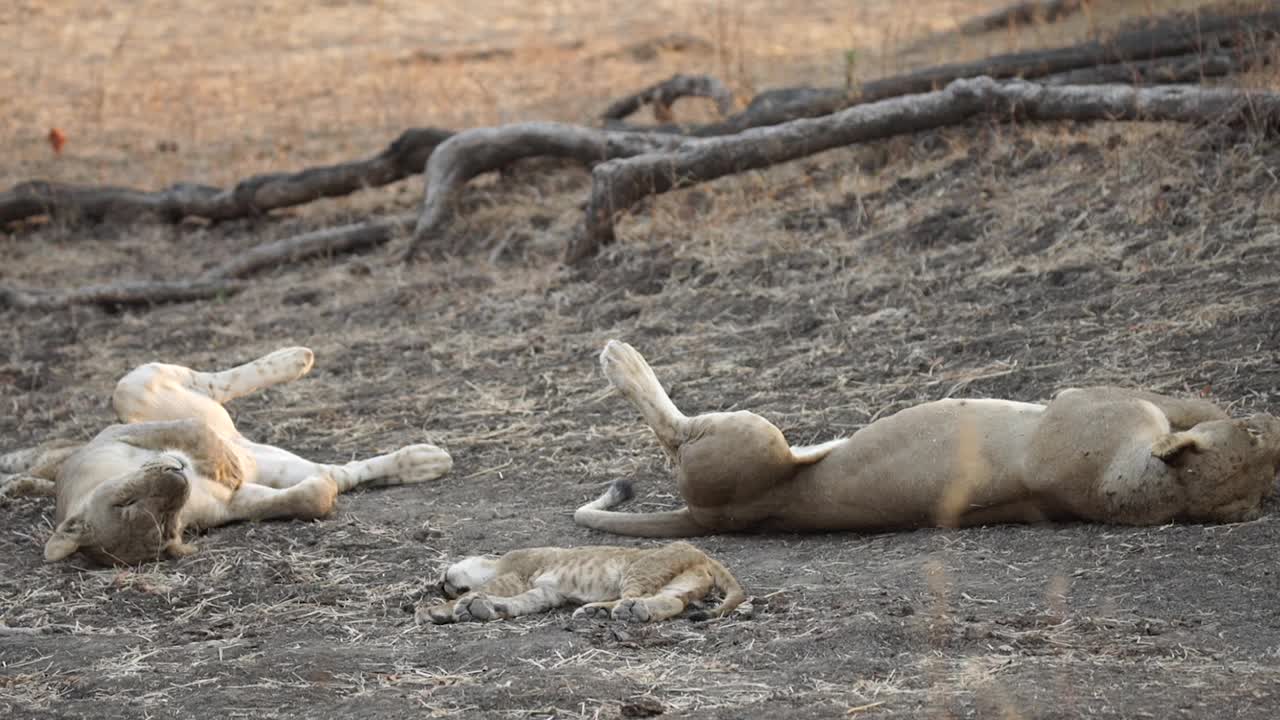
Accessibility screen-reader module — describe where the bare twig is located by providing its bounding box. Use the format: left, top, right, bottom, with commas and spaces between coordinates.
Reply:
572, 78, 1280, 261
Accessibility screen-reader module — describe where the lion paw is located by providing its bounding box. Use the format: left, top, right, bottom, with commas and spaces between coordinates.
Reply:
611, 598, 652, 623
599, 340, 654, 396
572, 603, 615, 621
291, 475, 339, 519
420, 603, 457, 625
455, 595, 501, 622
261, 347, 315, 382
386, 444, 453, 485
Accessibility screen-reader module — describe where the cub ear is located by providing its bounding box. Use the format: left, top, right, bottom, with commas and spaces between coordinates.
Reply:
1151, 431, 1202, 462
44, 516, 88, 562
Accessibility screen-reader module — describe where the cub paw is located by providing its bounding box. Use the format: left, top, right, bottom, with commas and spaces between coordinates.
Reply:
455, 595, 500, 622
420, 603, 457, 625
572, 603, 615, 621
611, 598, 653, 623
384, 444, 453, 485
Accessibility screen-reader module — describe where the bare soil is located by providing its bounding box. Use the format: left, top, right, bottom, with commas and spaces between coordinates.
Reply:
5, 1, 1280, 718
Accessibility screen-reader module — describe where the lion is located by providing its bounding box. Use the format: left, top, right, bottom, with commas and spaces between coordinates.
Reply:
574, 340, 1280, 537
420, 541, 746, 624
0, 346, 452, 565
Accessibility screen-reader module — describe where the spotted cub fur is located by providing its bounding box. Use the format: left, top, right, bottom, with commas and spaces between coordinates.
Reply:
421, 541, 745, 624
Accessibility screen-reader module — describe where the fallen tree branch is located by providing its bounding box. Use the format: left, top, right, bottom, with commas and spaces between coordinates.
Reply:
958, 0, 1090, 35
1, 278, 245, 310
571, 77, 1280, 261
1041, 45, 1273, 86
601, 74, 736, 123
204, 215, 413, 280
0, 127, 452, 226
5, 10, 1271, 232
401, 122, 691, 260
629, 9, 1280, 137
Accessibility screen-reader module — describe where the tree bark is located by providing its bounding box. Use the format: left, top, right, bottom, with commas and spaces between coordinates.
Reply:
0, 127, 452, 225
571, 78, 1280, 262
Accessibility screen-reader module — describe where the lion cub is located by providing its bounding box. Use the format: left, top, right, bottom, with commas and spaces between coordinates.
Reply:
421, 541, 746, 624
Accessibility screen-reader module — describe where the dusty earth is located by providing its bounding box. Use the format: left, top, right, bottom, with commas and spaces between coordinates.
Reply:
5, 1, 1280, 718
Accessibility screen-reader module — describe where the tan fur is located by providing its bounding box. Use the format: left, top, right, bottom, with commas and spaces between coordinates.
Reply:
574, 340, 1280, 537
1, 440, 82, 502
5, 346, 452, 566
420, 541, 746, 624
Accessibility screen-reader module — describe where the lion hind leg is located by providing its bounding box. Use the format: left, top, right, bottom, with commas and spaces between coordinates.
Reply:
329, 444, 453, 492
190, 346, 316, 404
613, 567, 714, 623
0, 473, 56, 503
211, 474, 338, 527
599, 340, 691, 456
0, 440, 81, 475
113, 347, 315, 426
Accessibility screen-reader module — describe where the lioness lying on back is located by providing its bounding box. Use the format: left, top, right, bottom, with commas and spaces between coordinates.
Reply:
420, 541, 745, 624
574, 340, 1280, 537
0, 346, 452, 565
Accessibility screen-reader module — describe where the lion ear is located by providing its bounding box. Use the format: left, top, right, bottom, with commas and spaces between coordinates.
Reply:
44, 516, 88, 562
1151, 431, 1202, 462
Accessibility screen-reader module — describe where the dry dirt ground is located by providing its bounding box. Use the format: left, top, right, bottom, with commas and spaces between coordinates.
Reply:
4, 1, 1280, 718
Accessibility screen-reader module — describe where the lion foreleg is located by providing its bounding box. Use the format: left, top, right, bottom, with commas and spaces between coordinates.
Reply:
0, 473, 56, 503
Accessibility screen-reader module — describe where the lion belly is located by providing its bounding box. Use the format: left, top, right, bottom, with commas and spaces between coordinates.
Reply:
776, 398, 1047, 530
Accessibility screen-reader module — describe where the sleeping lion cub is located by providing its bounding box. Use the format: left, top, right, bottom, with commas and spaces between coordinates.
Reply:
420, 541, 746, 624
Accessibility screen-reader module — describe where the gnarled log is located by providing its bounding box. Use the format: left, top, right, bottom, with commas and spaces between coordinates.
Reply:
0, 127, 452, 226
571, 77, 1280, 261
401, 122, 691, 260
645, 9, 1280, 137
601, 74, 736, 123
959, 0, 1090, 35
1041, 46, 1273, 86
